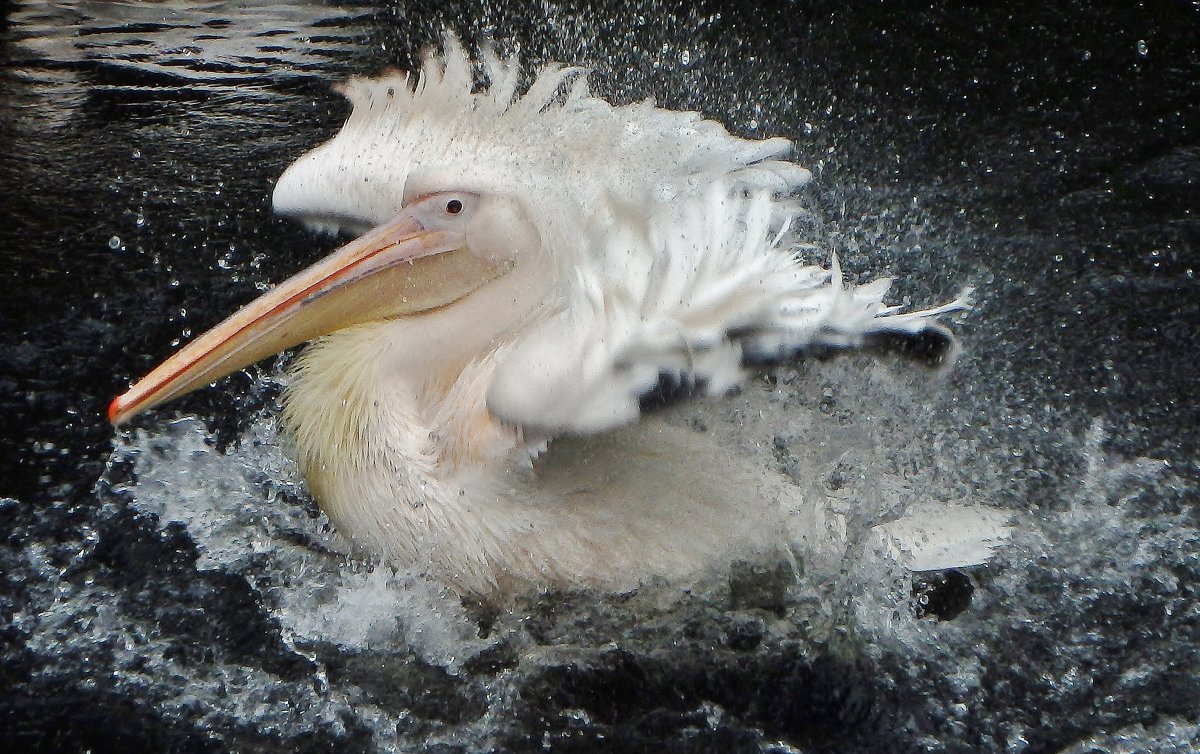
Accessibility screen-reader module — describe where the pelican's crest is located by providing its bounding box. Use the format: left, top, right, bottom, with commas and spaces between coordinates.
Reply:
273, 33, 810, 244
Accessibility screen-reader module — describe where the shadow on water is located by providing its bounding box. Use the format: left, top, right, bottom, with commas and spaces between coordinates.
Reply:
1, 1, 1198, 752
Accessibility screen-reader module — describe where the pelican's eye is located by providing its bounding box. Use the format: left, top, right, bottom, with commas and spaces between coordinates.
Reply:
400, 190, 478, 224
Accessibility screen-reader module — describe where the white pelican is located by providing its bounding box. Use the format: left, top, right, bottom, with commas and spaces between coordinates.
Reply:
109, 35, 998, 595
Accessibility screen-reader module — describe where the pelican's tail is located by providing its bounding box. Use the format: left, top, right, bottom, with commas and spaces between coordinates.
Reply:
870, 501, 1012, 572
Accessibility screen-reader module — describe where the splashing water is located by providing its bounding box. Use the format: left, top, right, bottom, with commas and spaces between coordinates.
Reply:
4, 3, 1198, 751
112, 416, 488, 665
83, 345, 1186, 746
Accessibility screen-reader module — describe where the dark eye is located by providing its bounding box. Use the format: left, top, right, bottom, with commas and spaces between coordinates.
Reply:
445, 198, 463, 215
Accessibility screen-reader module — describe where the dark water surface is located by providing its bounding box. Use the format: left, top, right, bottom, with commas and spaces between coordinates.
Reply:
2, 2, 1198, 752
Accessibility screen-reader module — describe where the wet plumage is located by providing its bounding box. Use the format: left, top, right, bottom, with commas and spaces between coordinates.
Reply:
110, 34, 1001, 595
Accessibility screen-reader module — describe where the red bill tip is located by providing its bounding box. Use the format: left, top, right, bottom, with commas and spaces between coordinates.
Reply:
107, 396, 123, 425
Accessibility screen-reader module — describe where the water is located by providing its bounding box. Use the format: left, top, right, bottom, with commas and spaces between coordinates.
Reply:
2, 2, 1198, 752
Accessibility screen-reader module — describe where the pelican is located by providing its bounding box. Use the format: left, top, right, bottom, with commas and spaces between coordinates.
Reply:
109, 35, 1001, 595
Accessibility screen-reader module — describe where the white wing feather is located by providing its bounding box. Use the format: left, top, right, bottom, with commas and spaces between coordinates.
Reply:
488, 182, 970, 432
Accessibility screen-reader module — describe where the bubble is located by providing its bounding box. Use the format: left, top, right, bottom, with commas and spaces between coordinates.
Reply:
108, 235, 121, 250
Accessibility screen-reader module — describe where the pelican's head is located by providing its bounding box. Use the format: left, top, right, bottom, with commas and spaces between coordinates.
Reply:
109, 32, 809, 428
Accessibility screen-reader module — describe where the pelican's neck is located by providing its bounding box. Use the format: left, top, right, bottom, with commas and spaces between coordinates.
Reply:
284, 321, 436, 510
280, 309, 545, 582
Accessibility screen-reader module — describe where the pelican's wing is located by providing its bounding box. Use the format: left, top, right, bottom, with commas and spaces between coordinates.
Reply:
488, 184, 971, 433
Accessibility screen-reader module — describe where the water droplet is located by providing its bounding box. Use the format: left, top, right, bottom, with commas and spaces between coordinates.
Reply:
108, 235, 121, 250
680, 49, 691, 65
132, 149, 142, 159
1136, 39, 1148, 56
135, 213, 146, 228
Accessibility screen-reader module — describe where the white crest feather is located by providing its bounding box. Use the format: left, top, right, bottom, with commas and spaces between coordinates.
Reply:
273, 32, 810, 240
